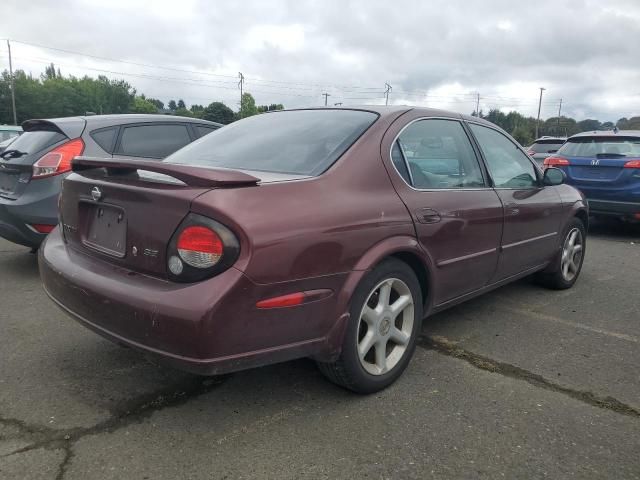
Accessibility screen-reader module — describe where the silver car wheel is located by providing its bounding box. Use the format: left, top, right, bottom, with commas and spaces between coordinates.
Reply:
561, 227, 583, 282
356, 278, 415, 376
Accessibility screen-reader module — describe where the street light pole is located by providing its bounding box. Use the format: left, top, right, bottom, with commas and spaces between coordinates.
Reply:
535, 87, 546, 139
7, 40, 17, 125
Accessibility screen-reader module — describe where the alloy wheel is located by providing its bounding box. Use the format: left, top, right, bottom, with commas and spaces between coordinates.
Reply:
561, 227, 583, 282
356, 278, 415, 376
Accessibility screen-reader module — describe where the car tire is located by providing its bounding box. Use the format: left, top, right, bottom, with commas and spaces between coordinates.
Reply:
317, 258, 423, 394
536, 217, 586, 290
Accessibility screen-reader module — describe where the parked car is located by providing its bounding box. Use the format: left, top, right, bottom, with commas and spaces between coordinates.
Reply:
0, 125, 22, 142
543, 130, 640, 220
0, 114, 221, 249
39, 107, 587, 393
526, 136, 566, 165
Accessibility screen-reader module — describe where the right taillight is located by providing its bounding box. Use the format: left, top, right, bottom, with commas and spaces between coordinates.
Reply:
32, 138, 85, 179
624, 160, 640, 168
543, 156, 570, 168
177, 226, 223, 268
167, 214, 240, 282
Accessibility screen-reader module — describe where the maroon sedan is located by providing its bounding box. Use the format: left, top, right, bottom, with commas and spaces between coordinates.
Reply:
39, 107, 587, 393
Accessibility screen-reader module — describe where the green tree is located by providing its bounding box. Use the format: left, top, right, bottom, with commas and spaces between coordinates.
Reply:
239, 92, 258, 118
617, 117, 640, 129
512, 125, 534, 146
146, 97, 164, 110
130, 96, 157, 113
168, 100, 177, 111
577, 119, 601, 132
257, 103, 284, 113
174, 107, 194, 118
189, 104, 205, 118
203, 102, 235, 124
177, 99, 186, 109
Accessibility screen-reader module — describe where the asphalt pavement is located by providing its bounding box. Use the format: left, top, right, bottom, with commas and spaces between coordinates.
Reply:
1, 219, 639, 479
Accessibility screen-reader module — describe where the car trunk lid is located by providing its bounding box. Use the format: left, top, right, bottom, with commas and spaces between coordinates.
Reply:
0, 118, 85, 200
59, 157, 260, 278
565, 156, 636, 183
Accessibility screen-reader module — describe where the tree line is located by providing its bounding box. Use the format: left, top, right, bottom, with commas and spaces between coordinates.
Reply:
0, 65, 283, 126
474, 109, 640, 146
1, 65, 638, 143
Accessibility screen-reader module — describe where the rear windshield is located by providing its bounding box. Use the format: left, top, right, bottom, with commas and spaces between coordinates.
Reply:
3, 130, 66, 155
529, 142, 564, 153
165, 109, 379, 176
558, 136, 640, 158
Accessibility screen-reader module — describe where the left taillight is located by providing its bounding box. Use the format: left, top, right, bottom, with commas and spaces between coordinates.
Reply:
32, 138, 85, 179
543, 156, 570, 169
167, 213, 240, 282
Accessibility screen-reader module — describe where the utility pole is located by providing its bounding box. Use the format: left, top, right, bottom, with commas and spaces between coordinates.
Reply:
7, 40, 17, 125
475, 92, 480, 117
535, 87, 546, 139
322, 92, 330, 106
238, 72, 244, 118
557, 99, 562, 134
384, 83, 392, 106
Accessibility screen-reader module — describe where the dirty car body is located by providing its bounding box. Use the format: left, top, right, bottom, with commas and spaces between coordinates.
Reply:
39, 107, 588, 392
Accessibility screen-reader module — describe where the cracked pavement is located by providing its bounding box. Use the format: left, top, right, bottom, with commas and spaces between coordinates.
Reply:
1, 219, 639, 479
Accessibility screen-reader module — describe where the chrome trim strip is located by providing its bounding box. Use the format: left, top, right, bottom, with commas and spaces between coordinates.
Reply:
502, 231, 557, 250
436, 247, 497, 267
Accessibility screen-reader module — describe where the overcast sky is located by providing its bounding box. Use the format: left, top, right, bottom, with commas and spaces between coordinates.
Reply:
3, 0, 640, 120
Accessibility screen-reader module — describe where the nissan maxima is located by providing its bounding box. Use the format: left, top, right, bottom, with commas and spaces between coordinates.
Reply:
39, 107, 587, 393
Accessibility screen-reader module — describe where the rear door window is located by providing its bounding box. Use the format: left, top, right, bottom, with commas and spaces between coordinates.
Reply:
195, 125, 218, 137
558, 136, 640, 158
90, 127, 119, 154
395, 119, 485, 189
117, 124, 192, 158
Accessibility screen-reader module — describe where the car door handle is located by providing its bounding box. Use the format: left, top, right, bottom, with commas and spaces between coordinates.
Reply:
415, 208, 441, 224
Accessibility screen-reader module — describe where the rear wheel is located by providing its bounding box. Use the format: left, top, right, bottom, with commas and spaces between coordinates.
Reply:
536, 217, 586, 289
317, 259, 423, 393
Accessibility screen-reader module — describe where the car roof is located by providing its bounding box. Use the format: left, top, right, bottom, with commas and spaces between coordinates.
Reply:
21, 114, 221, 139
288, 105, 499, 128
569, 130, 640, 139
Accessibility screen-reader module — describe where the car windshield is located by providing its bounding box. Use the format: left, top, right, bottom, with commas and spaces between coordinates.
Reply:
558, 136, 640, 158
165, 109, 378, 176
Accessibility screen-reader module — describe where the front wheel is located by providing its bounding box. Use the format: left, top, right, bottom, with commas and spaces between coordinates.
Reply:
317, 259, 423, 393
536, 217, 586, 289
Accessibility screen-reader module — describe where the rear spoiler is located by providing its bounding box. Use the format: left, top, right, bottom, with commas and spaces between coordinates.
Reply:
72, 156, 260, 188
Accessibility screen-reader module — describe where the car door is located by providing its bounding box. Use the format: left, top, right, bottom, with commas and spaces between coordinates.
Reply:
382, 116, 504, 305
113, 123, 195, 159
467, 122, 564, 281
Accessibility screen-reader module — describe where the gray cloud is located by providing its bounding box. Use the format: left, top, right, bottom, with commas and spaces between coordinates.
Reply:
3, 0, 640, 120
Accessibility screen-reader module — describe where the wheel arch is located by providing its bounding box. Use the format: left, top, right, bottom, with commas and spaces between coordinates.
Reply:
320, 236, 434, 361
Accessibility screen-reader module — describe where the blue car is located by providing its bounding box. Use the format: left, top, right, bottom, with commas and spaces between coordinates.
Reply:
544, 130, 640, 220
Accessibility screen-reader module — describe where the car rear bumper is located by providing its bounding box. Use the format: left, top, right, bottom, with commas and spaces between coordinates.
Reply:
0, 200, 49, 248
0, 177, 62, 248
39, 229, 344, 375
587, 198, 640, 217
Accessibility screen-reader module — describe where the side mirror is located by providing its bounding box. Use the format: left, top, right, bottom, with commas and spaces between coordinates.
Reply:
543, 167, 565, 186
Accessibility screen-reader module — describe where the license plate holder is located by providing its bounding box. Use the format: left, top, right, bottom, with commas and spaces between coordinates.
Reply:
84, 204, 127, 257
